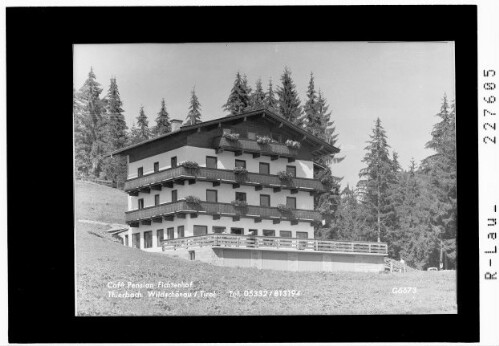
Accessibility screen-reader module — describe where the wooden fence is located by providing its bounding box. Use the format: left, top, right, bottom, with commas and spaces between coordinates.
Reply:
162, 234, 388, 255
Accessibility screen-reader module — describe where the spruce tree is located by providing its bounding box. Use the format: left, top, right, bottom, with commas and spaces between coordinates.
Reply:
101, 77, 128, 187
223, 72, 251, 115
358, 118, 397, 243
135, 106, 151, 141
185, 88, 202, 125
328, 185, 372, 241
276, 67, 304, 126
264, 78, 278, 113
303, 73, 319, 132
250, 78, 266, 110
153, 98, 172, 136
103, 77, 128, 149
420, 95, 457, 268
74, 67, 106, 177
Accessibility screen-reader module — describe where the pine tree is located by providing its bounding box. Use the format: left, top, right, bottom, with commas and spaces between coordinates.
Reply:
303, 73, 319, 131
135, 106, 151, 141
103, 77, 128, 149
185, 88, 202, 125
249, 78, 266, 110
153, 98, 172, 136
101, 77, 128, 188
328, 185, 372, 241
357, 118, 397, 243
222, 72, 251, 115
264, 78, 278, 113
276, 67, 303, 126
74, 67, 106, 177
420, 95, 457, 268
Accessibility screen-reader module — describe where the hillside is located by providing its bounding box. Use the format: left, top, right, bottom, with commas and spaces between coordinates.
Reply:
75, 181, 457, 316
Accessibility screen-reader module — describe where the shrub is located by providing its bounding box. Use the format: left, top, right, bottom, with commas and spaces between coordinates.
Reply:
256, 136, 272, 145
223, 132, 240, 142
185, 195, 202, 205
285, 139, 301, 149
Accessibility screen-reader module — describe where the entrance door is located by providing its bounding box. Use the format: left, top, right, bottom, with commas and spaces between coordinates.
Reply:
132, 233, 140, 249
296, 231, 308, 250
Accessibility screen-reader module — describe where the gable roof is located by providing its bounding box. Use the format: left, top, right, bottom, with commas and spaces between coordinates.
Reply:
111, 108, 340, 157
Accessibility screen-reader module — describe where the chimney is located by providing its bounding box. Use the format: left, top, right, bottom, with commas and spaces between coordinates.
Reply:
171, 119, 183, 132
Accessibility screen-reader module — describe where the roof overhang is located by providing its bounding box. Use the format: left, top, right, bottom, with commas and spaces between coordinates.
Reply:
111, 108, 340, 157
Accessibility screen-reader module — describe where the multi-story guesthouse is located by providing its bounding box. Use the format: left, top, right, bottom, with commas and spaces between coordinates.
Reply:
112, 109, 387, 272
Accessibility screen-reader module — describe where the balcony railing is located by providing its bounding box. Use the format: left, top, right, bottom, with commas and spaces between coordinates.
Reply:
214, 136, 299, 158
124, 166, 325, 193
125, 200, 322, 224
162, 234, 388, 255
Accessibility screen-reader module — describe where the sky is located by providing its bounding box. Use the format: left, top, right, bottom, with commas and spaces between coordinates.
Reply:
73, 42, 455, 188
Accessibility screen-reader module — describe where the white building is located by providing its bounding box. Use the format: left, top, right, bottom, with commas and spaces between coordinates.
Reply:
112, 109, 387, 272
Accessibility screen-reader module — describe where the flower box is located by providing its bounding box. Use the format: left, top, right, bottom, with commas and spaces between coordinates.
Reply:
256, 136, 272, 145
285, 139, 301, 149
223, 132, 240, 142
185, 195, 202, 205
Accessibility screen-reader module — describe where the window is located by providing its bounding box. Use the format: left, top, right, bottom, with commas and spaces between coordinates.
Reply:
248, 229, 258, 236
280, 231, 292, 238
286, 197, 296, 209
154, 162, 159, 173
213, 226, 226, 234
144, 231, 153, 248
171, 156, 177, 168
206, 156, 217, 169
231, 227, 244, 235
259, 162, 270, 175
263, 230, 275, 237
138, 198, 144, 209
177, 226, 185, 238
167, 227, 175, 239
154, 194, 160, 206
132, 233, 140, 248
137, 167, 143, 177
235, 159, 246, 169
271, 133, 281, 143
223, 128, 232, 134
124, 235, 129, 246
189, 250, 195, 260
206, 189, 218, 203
193, 225, 208, 236
157, 229, 164, 246
171, 190, 177, 202
296, 232, 308, 239
247, 132, 256, 140
262, 229, 275, 245
235, 192, 246, 202
286, 165, 296, 177
260, 194, 270, 207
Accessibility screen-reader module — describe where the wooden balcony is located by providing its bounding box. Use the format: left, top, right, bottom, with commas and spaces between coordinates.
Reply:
162, 234, 388, 255
124, 166, 325, 194
125, 200, 322, 225
213, 136, 299, 159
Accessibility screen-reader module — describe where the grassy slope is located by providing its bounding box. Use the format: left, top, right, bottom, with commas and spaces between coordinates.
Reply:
75, 181, 457, 316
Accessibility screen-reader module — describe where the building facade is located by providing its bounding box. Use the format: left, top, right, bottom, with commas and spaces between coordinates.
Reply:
113, 109, 337, 252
